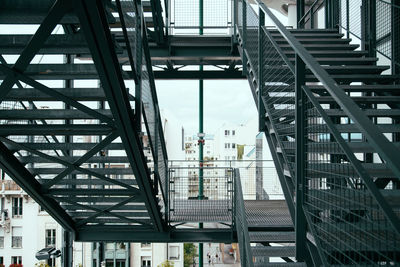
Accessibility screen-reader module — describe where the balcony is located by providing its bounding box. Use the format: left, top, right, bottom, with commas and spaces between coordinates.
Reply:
1, 180, 22, 192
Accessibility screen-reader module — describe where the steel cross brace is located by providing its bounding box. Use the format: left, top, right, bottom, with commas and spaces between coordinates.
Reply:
74, 0, 165, 231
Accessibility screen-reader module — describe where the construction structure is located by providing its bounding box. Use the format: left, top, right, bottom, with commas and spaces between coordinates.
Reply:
0, 0, 399, 266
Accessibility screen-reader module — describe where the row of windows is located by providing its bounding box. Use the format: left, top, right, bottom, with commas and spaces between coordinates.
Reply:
0, 228, 55, 249
224, 143, 236, 149
224, 130, 236, 136
0, 256, 22, 264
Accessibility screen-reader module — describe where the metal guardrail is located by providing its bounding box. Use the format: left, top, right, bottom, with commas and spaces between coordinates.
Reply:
168, 166, 234, 224
236, 0, 400, 264
117, 0, 169, 209
298, 0, 324, 29
337, 0, 400, 70
234, 168, 254, 267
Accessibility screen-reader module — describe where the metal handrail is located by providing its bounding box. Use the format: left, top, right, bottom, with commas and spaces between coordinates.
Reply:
257, 0, 400, 180
234, 168, 254, 267
298, 0, 324, 26
117, 1, 169, 207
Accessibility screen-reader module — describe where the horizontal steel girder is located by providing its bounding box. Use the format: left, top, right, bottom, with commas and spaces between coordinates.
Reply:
75, 228, 235, 242
0, 64, 244, 80
0, 34, 240, 65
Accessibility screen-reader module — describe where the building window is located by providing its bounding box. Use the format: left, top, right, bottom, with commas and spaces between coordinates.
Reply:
12, 227, 22, 248
45, 229, 56, 248
141, 257, 151, 267
224, 130, 229, 136
232, 130, 235, 136
225, 143, 230, 149
0, 256, 3, 265
169, 246, 180, 260
141, 242, 151, 248
232, 143, 236, 149
11, 256, 22, 264
12, 197, 23, 218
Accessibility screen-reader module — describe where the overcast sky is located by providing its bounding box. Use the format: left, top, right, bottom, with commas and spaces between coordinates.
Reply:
156, 79, 258, 135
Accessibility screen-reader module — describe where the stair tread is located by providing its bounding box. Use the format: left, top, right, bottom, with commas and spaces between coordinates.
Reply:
254, 263, 307, 267
249, 231, 296, 242
252, 246, 296, 257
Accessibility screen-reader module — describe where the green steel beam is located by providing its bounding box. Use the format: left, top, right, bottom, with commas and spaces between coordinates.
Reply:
0, 141, 76, 233
75, 228, 235, 243
0, 0, 71, 103
74, 0, 165, 231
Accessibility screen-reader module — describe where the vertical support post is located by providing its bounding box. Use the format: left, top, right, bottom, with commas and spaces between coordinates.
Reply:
258, 8, 266, 132
233, 0, 238, 43
325, 0, 330, 28
242, 0, 247, 74
346, 0, 350, 39
135, 0, 143, 133
297, 0, 305, 29
367, 0, 376, 57
198, 1, 204, 267
295, 55, 307, 261
392, 0, 400, 75
62, 230, 73, 267
310, 6, 314, 29
154, 104, 159, 194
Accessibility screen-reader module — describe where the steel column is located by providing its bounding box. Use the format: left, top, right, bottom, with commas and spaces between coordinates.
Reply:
74, 0, 165, 231
297, 0, 305, 29
258, 9, 266, 131
199, 1, 204, 266
392, 0, 400, 75
62, 230, 73, 267
295, 55, 307, 261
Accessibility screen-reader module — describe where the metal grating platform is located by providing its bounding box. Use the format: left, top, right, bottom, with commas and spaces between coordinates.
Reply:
252, 245, 296, 257
245, 200, 293, 228
249, 231, 296, 243
169, 199, 232, 222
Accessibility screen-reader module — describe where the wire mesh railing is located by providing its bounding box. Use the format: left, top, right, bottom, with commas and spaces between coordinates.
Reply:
234, 168, 254, 267
236, 0, 400, 264
170, 0, 232, 35
338, 0, 400, 70
168, 166, 233, 223
298, 0, 325, 29
169, 160, 283, 200
117, 1, 169, 210
302, 85, 400, 265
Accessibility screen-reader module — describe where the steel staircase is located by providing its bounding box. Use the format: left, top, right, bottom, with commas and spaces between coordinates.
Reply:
237, 0, 400, 265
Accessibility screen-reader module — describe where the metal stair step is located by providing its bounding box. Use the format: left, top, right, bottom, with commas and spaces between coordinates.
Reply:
252, 246, 296, 257
274, 123, 400, 135
285, 50, 368, 57
254, 263, 307, 267
249, 231, 296, 243
284, 163, 396, 178
308, 189, 400, 208
279, 43, 360, 51
266, 95, 400, 104
279, 141, 400, 154
274, 37, 352, 44
269, 28, 339, 34
263, 84, 400, 93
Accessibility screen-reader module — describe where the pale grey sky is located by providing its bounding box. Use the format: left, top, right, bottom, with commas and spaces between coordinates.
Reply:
155, 79, 258, 135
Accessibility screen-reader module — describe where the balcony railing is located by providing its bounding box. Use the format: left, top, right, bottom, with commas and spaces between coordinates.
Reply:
1, 180, 21, 191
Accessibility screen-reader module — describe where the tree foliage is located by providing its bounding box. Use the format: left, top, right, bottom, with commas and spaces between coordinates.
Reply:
158, 260, 174, 267
184, 243, 198, 267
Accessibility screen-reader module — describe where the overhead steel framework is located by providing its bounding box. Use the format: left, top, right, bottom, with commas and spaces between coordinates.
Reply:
1, 0, 400, 266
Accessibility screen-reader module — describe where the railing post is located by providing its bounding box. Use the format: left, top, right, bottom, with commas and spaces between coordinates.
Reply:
295, 54, 307, 261
233, 0, 238, 43
297, 0, 305, 29
367, 0, 376, 57
258, 8, 266, 132
392, 0, 400, 75
135, 0, 143, 133
242, 0, 247, 74
346, 0, 350, 39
